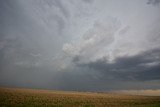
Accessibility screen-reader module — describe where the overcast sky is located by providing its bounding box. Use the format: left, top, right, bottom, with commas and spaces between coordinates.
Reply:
0, 0, 160, 91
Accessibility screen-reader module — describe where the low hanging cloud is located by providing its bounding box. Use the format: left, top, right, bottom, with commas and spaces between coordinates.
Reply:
80, 48, 160, 81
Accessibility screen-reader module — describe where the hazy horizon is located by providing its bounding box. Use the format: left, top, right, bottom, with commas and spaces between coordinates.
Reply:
0, 0, 160, 91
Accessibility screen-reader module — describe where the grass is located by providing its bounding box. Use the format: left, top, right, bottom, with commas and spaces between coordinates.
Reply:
0, 87, 160, 107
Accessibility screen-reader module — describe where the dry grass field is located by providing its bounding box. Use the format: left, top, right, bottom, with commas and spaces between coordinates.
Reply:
0, 88, 160, 107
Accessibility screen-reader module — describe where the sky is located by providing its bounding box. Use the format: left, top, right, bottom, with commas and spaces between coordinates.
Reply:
0, 0, 160, 91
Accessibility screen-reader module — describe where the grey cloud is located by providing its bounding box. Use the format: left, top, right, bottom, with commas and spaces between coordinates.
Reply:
50, 15, 66, 35
78, 49, 160, 81
33, 0, 70, 18
63, 16, 121, 64
0, 0, 96, 90
147, 0, 160, 6
0, 0, 67, 85
82, 0, 94, 4
0, 0, 160, 91
51, 0, 70, 18
119, 26, 130, 35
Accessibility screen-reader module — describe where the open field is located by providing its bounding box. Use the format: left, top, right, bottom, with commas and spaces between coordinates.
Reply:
0, 88, 160, 107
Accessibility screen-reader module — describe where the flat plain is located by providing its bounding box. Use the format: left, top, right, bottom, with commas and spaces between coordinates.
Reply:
0, 87, 160, 107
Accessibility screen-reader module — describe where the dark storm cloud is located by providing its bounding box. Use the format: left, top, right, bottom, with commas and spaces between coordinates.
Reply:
78, 49, 160, 81
147, 0, 160, 6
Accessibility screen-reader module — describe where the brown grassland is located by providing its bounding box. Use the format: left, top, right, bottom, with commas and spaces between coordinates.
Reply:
0, 87, 160, 107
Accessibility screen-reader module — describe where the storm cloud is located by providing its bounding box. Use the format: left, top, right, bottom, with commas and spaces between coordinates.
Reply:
79, 49, 160, 81
147, 0, 160, 6
0, 0, 160, 91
